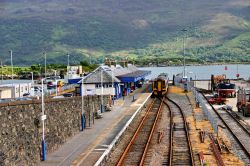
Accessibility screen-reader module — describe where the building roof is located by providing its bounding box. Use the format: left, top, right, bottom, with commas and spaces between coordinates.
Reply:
0, 83, 31, 88
117, 70, 151, 82
78, 64, 150, 84
78, 66, 120, 84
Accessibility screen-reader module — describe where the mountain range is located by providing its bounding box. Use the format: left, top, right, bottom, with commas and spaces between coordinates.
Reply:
0, 0, 250, 65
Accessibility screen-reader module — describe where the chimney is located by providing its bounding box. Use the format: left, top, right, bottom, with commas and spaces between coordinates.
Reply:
120, 58, 128, 68
104, 58, 111, 66
111, 59, 116, 66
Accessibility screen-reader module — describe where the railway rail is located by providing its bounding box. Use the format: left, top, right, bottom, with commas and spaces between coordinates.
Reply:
117, 98, 163, 165
163, 96, 194, 166
201, 92, 250, 161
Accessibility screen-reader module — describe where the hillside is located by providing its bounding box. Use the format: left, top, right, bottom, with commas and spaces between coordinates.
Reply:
0, 0, 250, 65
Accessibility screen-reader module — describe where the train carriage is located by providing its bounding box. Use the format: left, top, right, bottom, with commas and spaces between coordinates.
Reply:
152, 73, 169, 98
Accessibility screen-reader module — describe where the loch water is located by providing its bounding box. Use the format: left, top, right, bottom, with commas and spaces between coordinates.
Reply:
140, 64, 250, 80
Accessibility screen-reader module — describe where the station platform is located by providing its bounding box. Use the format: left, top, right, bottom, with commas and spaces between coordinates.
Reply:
38, 86, 151, 166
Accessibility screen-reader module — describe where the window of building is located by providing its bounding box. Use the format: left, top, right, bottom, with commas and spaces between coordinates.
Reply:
25, 86, 28, 91
95, 84, 101, 88
16, 88, 18, 93
21, 87, 23, 92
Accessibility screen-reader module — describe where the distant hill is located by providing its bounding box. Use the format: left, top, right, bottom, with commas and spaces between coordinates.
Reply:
0, 0, 249, 65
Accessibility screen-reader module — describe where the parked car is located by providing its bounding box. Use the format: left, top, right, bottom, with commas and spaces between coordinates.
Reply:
62, 93, 73, 97
0, 99, 14, 103
23, 93, 30, 97
52, 96, 64, 99
15, 98, 32, 101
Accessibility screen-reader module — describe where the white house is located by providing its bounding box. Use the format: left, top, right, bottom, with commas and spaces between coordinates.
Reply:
78, 66, 120, 96
78, 62, 151, 98
0, 83, 32, 99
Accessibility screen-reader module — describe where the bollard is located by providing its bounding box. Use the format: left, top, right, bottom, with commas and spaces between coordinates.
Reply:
132, 95, 136, 102
196, 101, 200, 108
100, 104, 104, 113
89, 111, 91, 127
81, 113, 85, 131
112, 96, 115, 105
41, 139, 46, 161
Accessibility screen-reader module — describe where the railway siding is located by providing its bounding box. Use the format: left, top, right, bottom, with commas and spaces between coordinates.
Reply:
170, 86, 245, 165
195, 88, 250, 165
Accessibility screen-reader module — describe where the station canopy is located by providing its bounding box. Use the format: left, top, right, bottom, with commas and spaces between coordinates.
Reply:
117, 70, 151, 82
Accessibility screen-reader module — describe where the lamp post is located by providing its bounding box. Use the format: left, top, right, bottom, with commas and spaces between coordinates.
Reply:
44, 52, 47, 79
182, 29, 187, 78
31, 72, 34, 85
9, 50, 14, 86
67, 53, 70, 67
1, 60, 3, 84
111, 66, 114, 105
67, 53, 71, 80
54, 70, 58, 96
101, 69, 104, 113
81, 77, 85, 131
236, 63, 240, 79
31, 72, 34, 94
41, 78, 47, 161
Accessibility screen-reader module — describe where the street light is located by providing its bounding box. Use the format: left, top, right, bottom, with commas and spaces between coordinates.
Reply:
31, 72, 34, 94
44, 52, 47, 79
41, 78, 47, 161
53, 70, 58, 96
67, 53, 71, 80
9, 50, 14, 86
81, 77, 85, 131
1, 60, 3, 84
67, 53, 70, 67
111, 65, 115, 105
101, 69, 104, 113
182, 29, 187, 78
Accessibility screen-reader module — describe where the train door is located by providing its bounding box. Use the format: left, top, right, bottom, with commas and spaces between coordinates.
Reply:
158, 80, 162, 92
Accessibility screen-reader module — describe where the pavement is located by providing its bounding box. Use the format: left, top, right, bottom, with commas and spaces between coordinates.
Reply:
38, 86, 151, 166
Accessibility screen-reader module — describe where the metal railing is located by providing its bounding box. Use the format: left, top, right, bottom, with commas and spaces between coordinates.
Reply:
187, 82, 218, 133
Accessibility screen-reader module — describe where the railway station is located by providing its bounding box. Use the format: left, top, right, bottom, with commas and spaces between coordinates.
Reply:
1, 72, 250, 166
37, 76, 250, 166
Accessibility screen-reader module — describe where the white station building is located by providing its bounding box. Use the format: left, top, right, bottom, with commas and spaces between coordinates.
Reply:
78, 59, 151, 98
0, 83, 32, 99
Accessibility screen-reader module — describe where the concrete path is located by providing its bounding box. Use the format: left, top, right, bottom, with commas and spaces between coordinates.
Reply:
39, 89, 151, 166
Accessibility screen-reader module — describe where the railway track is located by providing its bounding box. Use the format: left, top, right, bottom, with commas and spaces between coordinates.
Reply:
163, 96, 194, 166
117, 98, 163, 165
201, 93, 250, 162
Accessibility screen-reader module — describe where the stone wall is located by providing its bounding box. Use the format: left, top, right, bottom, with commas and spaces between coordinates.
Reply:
0, 95, 109, 166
